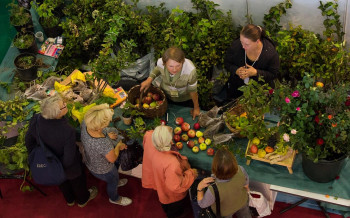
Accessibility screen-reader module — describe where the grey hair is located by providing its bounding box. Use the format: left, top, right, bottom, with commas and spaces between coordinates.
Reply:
152, 125, 173, 152
40, 95, 62, 119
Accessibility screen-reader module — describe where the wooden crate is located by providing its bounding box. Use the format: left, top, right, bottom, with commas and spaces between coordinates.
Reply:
245, 140, 296, 174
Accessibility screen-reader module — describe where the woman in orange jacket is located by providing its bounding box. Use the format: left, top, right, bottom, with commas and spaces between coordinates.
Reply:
142, 125, 198, 218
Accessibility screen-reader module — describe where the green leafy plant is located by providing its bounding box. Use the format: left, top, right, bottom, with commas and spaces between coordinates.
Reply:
33, 1, 60, 28
263, 0, 292, 37
270, 74, 350, 162
318, 0, 344, 41
8, 2, 32, 26
13, 34, 34, 49
121, 101, 144, 118
15, 55, 36, 69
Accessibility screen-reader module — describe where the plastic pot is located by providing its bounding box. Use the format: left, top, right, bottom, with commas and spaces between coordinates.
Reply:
14, 53, 38, 81
11, 11, 34, 33
13, 32, 38, 54
39, 16, 63, 38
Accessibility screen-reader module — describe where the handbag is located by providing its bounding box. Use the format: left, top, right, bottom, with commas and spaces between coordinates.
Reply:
199, 183, 221, 218
248, 191, 271, 217
119, 139, 143, 171
28, 115, 66, 185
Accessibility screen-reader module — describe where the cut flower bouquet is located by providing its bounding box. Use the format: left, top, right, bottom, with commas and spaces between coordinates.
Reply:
271, 74, 350, 162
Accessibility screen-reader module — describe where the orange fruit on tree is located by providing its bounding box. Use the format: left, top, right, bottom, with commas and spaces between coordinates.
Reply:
265, 146, 274, 153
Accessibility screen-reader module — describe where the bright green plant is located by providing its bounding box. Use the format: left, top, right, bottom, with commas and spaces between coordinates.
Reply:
263, 0, 292, 37
13, 34, 34, 49
8, 2, 32, 26
33, 1, 60, 28
318, 0, 344, 41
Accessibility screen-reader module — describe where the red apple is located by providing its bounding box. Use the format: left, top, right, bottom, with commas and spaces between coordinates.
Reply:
175, 117, 184, 125
176, 142, 183, 150
198, 137, 205, 144
187, 129, 196, 138
152, 93, 160, 101
207, 148, 215, 156
147, 92, 153, 98
174, 135, 181, 142
250, 144, 258, 154
181, 134, 189, 142
181, 122, 190, 132
192, 146, 199, 153
193, 123, 200, 130
187, 140, 195, 148
174, 127, 182, 135
160, 119, 166, 125
157, 100, 163, 106
144, 96, 152, 104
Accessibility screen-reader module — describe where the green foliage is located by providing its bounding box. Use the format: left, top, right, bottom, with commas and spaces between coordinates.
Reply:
318, 0, 344, 41
13, 34, 34, 49
126, 116, 145, 140
121, 101, 144, 118
33, 1, 60, 28
271, 74, 350, 162
263, 0, 292, 36
8, 2, 31, 26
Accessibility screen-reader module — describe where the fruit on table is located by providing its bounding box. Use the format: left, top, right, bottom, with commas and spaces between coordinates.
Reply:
173, 134, 181, 142
193, 122, 200, 130
175, 117, 184, 125
181, 134, 189, 142
143, 103, 150, 109
174, 127, 182, 135
258, 149, 266, 158
187, 140, 195, 148
250, 144, 258, 154
143, 96, 153, 104
176, 142, 183, 150
252, 137, 260, 145
196, 131, 203, 138
207, 148, 215, 156
150, 101, 157, 108
198, 137, 205, 144
199, 143, 207, 151
205, 138, 211, 146
187, 129, 196, 138
265, 146, 274, 153
192, 146, 199, 153
181, 122, 190, 132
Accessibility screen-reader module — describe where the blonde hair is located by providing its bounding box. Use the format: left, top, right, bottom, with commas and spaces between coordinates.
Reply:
152, 125, 173, 151
41, 95, 62, 119
84, 104, 114, 131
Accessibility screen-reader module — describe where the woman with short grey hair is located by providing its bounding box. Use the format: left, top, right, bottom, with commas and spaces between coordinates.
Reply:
25, 94, 98, 207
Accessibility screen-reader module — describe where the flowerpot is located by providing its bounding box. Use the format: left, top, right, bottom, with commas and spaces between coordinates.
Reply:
13, 32, 38, 54
39, 17, 63, 38
122, 116, 132, 125
302, 153, 347, 183
14, 53, 38, 82
11, 10, 34, 33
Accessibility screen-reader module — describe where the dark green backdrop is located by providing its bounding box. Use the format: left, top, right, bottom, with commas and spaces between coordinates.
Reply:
0, 0, 16, 64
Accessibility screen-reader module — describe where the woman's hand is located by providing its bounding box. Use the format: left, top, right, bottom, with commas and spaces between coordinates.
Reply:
108, 132, 118, 140
116, 141, 127, 151
236, 65, 257, 80
197, 177, 215, 191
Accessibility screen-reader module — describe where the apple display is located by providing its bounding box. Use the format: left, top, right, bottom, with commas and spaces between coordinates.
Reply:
174, 127, 182, 135
207, 148, 215, 156
199, 143, 207, 151
187, 129, 196, 138
193, 123, 200, 130
196, 131, 203, 138
198, 137, 205, 144
157, 100, 163, 106
144, 96, 153, 104
174, 135, 181, 142
152, 93, 160, 101
205, 138, 211, 145
150, 101, 157, 108
181, 122, 190, 132
176, 142, 183, 150
187, 140, 195, 148
250, 144, 258, 154
181, 134, 189, 142
192, 146, 199, 153
147, 92, 153, 98
175, 117, 184, 125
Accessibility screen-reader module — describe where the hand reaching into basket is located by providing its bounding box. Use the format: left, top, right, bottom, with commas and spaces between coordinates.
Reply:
140, 78, 153, 93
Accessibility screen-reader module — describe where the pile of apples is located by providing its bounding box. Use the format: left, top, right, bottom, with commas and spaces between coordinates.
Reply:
173, 117, 214, 156
136, 92, 163, 109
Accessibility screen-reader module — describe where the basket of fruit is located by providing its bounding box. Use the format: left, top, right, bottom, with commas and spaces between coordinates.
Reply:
127, 85, 168, 119
223, 104, 248, 138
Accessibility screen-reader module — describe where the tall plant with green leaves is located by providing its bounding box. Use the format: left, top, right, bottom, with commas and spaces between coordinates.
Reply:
263, 0, 292, 37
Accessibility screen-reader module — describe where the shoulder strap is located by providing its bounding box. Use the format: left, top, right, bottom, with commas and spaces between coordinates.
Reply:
212, 183, 221, 218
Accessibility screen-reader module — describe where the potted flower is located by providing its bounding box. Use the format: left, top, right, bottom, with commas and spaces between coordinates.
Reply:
271, 74, 350, 182
8, 2, 34, 32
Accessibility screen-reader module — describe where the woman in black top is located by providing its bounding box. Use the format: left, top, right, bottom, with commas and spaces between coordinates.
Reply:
25, 94, 97, 207
224, 24, 280, 100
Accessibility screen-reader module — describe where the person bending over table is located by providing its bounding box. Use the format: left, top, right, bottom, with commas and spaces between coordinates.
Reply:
25, 95, 98, 207
195, 148, 251, 218
224, 24, 280, 101
142, 125, 198, 218
81, 104, 132, 206
140, 47, 200, 120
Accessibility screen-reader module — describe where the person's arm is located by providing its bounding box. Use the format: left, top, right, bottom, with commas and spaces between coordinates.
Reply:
187, 67, 200, 119
189, 92, 200, 120
105, 141, 126, 163
197, 177, 215, 201
140, 65, 162, 93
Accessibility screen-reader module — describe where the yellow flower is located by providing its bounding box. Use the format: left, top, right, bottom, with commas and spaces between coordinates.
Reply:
316, 82, 324, 88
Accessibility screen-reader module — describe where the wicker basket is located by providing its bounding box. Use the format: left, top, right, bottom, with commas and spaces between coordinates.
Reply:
223, 104, 246, 138
127, 85, 168, 119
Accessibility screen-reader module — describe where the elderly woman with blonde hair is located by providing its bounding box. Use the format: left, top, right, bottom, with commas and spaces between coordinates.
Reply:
142, 125, 198, 217
25, 94, 97, 207
81, 103, 132, 206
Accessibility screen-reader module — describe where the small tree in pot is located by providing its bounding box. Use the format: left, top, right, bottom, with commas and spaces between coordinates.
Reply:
8, 2, 34, 32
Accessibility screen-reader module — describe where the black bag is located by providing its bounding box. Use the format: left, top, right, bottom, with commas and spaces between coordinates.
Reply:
28, 115, 66, 185
199, 183, 221, 218
119, 139, 143, 171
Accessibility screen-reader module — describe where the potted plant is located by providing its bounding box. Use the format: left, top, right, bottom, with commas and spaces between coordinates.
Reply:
120, 101, 144, 125
34, 1, 62, 37
8, 2, 34, 32
14, 53, 38, 81
270, 74, 350, 182
13, 31, 37, 54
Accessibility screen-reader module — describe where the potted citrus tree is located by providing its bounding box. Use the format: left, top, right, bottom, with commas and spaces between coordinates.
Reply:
271, 74, 350, 182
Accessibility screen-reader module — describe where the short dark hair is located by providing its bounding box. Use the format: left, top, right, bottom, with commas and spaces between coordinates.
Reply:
212, 148, 238, 180
162, 47, 185, 64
